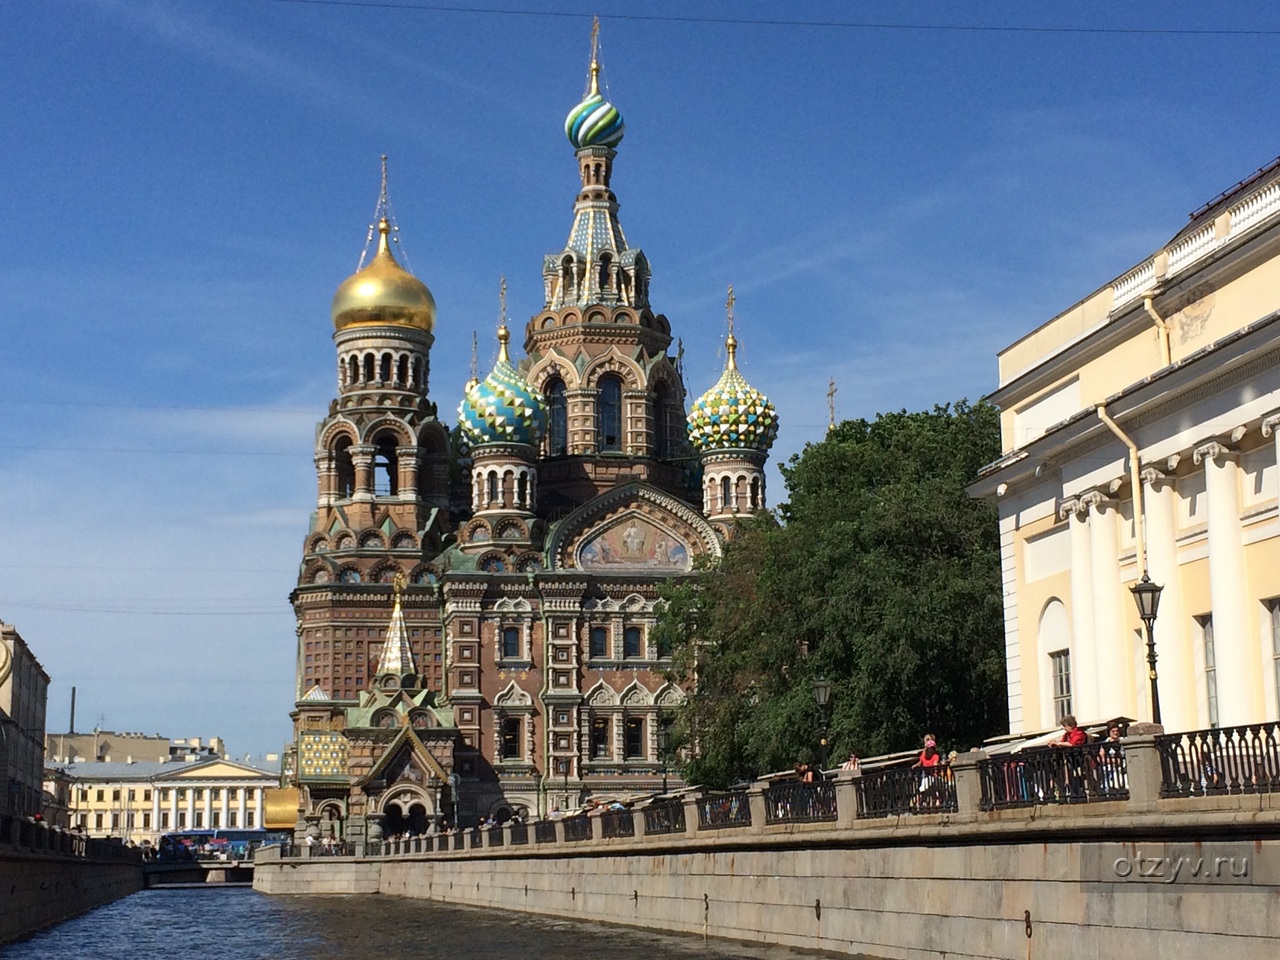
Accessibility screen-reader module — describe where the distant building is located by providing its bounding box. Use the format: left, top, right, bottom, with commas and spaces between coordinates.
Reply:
45, 731, 226, 765
58, 758, 278, 845
1, 620, 50, 818
286, 38, 777, 842
972, 156, 1280, 734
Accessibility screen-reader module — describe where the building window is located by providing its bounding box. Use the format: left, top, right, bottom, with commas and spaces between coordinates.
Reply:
229, 788, 238, 800
193, 788, 203, 801
126, 812, 135, 830
624, 626, 643, 659
246, 811, 255, 827
161, 812, 170, 830
589, 625, 608, 659
624, 717, 645, 759
110, 813, 120, 831
96, 790, 105, 803
502, 626, 521, 659
546, 378, 567, 456
501, 717, 522, 760
143, 790, 152, 802
591, 718, 611, 759
127, 789, 136, 802
1050, 650, 1072, 723
598, 375, 623, 452
1199, 615, 1219, 727
212, 811, 221, 828
78, 814, 87, 829
211, 788, 221, 801
1269, 600, 1280, 711
229, 810, 238, 827
112, 789, 121, 802
194, 811, 204, 828
95, 813, 103, 830
143, 813, 151, 830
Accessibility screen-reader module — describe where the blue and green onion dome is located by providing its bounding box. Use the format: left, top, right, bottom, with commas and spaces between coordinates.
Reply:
565, 92, 625, 150
457, 327, 547, 447
687, 336, 778, 454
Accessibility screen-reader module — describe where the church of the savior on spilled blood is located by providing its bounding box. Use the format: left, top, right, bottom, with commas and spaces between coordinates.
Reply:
286, 39, 778, 842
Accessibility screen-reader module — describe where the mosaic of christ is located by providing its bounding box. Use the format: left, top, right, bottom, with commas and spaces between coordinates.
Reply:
577, 516, 691, 572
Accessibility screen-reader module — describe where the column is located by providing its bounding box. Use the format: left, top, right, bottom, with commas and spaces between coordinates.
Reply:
1140, 466, 1192, 729
220, 789, 230, 830
169, 788, 179, 831
1082, 491, 1129, 720
238, 788, 247, 828
351, 444, 375, 500
151, 790, 161, 838
252, 788, 263, 828
1061, 498, 1098, 723
185, 789, 195, 830
203, 786, 213, 830
1194, 441, 1257, 725
398, 445, 422, 502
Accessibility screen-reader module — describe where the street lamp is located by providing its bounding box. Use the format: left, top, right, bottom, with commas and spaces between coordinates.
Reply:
656, 718, 670, 794
1130, 573, 1164, 726
812, 676, 832, 771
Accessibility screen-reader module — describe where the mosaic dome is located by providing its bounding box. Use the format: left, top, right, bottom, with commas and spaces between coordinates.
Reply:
687, 336, 778, 454
565, 92, 625, 150
457, 328, 546, 447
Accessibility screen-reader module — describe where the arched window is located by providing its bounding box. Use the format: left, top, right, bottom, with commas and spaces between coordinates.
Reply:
363, 353, 375, 383
720, 476, 731, 512
750, 476, 761, 510
516, 473, 528, 507
397, 355, 408, 385
487, 472, 499, 504
347, 355, 359, 386
599, 252, 612, 292
334, 437, 355, 499
502, 626, 521, 659
598, 375, 623, 452
546, 378, 567, 456
373, 432, 399, 496
379, 353, 392, 383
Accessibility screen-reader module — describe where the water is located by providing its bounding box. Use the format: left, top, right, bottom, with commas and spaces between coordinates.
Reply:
2, 888, 824, 960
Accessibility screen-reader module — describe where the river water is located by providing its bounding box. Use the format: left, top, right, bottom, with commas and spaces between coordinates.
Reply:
2, 887, 824, 960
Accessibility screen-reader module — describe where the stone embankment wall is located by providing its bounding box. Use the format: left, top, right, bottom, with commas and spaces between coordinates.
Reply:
255, 735, 1280, 960
0, 817, 143, 946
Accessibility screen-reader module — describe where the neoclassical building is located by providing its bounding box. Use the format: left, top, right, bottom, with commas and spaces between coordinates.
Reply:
286, 43, 777, 842
972, 156, 1280, 736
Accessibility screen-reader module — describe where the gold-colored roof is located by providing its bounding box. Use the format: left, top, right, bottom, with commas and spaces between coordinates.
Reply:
331, 218, 436, 333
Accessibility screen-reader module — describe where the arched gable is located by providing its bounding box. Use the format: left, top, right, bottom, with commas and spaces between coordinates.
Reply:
585, 680, 618, 706
528, 351, 580, 392
546, 482, 722, 573
580, 347, 643, 390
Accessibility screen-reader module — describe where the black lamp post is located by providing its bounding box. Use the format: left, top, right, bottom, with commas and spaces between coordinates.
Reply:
812, 676, 832, 771
1130, 573, 1164, 726
656, 719, 670, 794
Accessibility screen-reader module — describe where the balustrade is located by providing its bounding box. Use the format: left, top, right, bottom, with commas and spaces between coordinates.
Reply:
764, 779, 838, 824
696, 790, 751, 830
641, 800, 685, 836
1156, 722, 1280, 798
509, 822, 529, 845
600, 808, 634, 839
978, 746, 1126, 810
562, 815, 592, 842
854, 764, 957, 818
534, 821, 557, 844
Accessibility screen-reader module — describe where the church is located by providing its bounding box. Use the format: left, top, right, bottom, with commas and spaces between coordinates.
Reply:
285, 37, 778, 843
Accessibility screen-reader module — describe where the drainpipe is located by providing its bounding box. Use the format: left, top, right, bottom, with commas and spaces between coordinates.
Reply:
1143, 296, 1172, 368
1095, 404, 1147, 577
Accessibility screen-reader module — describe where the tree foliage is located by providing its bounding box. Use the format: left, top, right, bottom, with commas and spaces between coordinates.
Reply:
656, 400, 1007, 788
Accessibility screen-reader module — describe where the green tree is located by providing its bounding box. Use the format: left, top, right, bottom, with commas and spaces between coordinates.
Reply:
658, 400, 1006, 788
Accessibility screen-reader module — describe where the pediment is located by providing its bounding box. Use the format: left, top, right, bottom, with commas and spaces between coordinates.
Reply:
162, 760, 274, 780
546, 482, 721, 572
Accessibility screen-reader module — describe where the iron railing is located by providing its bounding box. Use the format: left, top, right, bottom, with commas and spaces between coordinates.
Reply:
764, 779, 838, 824
1157, 722, 1280, 798
488, 826, 504, 847
563, 815, 593, 842
451, 832, 465, 850
509, 822, 529, 845
854, 764, 958, 818
534, 820, 557, 844
978, 746, 1126, 810
642, 800, 686, 836
600, 808, 634, 839
697, 790, 751, 830
0, 816, 142, 863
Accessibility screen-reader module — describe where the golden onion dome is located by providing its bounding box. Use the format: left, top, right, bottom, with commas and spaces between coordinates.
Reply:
331, 218, 436, 332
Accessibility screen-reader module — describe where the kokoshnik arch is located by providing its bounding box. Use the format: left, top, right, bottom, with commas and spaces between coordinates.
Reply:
285, 32, 778, 843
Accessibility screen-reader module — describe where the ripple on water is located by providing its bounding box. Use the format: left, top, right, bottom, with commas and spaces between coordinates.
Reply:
1, 888, 830, 960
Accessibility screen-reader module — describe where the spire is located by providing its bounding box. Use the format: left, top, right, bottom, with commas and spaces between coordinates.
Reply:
725, 284, 738, 371
466, 331, 479, 392
497, 275, 510, 363
374, 572, 417, 680
827, 378, 838, 432
588, 16, 601, 98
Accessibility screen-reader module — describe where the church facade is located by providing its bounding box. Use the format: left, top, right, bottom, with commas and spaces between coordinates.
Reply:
285, 46, 777, 842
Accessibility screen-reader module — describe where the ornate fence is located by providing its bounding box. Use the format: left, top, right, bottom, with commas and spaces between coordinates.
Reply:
509, 821, 529, 845
563, 815, 593, 842
642, 799, 686, 836
601, 808, 635, 839
764, 779, 838, 824
534, 821, 557, 844
697, 790, 752, 830
1157, 722, 1280, 798
978, 746, 1126, 810
854, 765, 957, 818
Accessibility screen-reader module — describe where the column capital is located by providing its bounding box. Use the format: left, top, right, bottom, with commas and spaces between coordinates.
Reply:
1079, 489, 1118, 514
1261, 411, 1280, 438
1138, 464, 1176, 489
1058, 496, 1085, 520
1192, 439, 1238, 466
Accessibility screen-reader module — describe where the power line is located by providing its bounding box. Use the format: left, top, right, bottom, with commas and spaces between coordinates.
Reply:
0, 444, 301, 457
256, 0, 1280, 37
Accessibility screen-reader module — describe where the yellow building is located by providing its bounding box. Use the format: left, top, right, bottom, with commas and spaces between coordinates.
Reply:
63, 758, 278, 845
973, 156, 1280, 735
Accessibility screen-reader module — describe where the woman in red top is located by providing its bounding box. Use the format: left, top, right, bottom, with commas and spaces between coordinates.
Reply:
914, 735, 942, 769
1050, 715, 1088, 748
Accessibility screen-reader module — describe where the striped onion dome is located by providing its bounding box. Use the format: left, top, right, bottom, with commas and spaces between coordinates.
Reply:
687, 335, 778, 454
457, 327, 547, 447
565, 92, 625, 150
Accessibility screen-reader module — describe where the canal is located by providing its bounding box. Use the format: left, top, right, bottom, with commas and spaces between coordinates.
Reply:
2, 887, 824, 959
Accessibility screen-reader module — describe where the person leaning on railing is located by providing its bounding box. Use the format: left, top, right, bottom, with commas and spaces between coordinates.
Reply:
1048, 715, 1092, 799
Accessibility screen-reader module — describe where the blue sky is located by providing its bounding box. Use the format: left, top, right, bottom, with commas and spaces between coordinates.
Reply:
4, 1, 1280, 758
